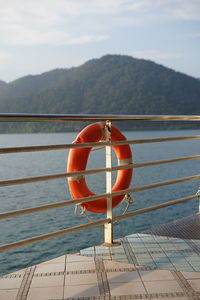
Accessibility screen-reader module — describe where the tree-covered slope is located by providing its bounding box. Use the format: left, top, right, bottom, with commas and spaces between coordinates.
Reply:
0, 55, 200, 132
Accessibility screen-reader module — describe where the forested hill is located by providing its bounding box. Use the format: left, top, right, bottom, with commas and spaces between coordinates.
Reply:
0, 54, 200, 132
0, 80, 7, 89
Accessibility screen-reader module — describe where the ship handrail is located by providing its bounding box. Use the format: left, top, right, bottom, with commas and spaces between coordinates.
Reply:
0, 194, 198, 252
1, 136, 200, 154
1, 174, 200, 220
0, 113, 200, 122
1, 155, 200, 187
0, 114, 200, 252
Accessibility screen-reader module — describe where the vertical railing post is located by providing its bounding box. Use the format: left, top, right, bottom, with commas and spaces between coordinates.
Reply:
103, 120, 113, 245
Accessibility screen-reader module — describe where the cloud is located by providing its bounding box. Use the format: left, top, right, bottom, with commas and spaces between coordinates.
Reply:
131, 50, 184, 62
169, 0, 200, 21
81, 0, 200, 21
0, 0, 200, 47
0, 50, 8, 61
0, 23, 109, 46
1, 0, 200, 25
0, 0, 111, 46
58, 0, 200, 20
189, 33, 200, 38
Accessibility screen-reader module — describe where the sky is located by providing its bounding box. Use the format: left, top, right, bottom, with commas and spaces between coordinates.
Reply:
0, 0, 200, 82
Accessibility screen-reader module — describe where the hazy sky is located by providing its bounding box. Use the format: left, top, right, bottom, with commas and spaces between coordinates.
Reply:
0, 0, 200, 82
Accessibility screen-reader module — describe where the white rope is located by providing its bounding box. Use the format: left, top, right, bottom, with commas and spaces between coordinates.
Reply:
121, 193, 135, 215
196, 186, 200, 196
113, 193, 135, 224
83, 211, 93, 222
74, 204, 93, 222
74, 204, 86, 216
196, 186, 200, 200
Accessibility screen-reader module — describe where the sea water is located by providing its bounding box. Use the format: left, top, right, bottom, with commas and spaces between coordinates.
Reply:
0, 129, 200, 275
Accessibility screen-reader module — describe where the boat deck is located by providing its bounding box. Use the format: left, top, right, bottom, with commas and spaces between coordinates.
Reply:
1, 214, 200, 300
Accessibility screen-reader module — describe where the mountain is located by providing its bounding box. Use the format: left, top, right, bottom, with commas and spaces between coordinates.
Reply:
0, 54, 200, 132
0, 80, 7, 89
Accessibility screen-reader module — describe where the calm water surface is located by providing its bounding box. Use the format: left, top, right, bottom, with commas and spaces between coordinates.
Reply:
0, 129, 200, 275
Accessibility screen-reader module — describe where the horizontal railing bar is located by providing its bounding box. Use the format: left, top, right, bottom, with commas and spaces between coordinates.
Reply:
0, 218, 109, 252
125, 174, 200, 194
112, 135, 200, 146
0, 142, 108, 154
0, 198, 86, 219
0, 167, 111, 187
1, 155, 200, 187
113, 155, 200, 172
133, 155, 200, 168
0, 113, 200, 122
1, 135, 200, 154
113, 194, 198, 222
0, 173, 69, 187
0, 193, 198, 251
1, 174, 200, 219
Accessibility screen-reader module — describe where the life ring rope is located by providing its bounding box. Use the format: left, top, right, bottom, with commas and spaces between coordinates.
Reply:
67, 122, 133, 213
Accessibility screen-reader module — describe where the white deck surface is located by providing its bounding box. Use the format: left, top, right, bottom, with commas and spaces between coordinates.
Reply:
1, 233, 200, 299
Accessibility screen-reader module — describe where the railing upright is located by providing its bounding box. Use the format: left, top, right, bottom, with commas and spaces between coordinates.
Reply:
104, 120, 113, 245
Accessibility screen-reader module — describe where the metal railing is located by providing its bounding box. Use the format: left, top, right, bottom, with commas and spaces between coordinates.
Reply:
0, 114, 200, 252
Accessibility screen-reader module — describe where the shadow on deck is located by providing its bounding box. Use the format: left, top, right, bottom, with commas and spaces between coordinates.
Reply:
2, 214, 200, 299
143, 213, 200, 239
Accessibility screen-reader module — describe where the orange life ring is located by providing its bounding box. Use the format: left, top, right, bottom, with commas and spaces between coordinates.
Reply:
67, 122, 133, 213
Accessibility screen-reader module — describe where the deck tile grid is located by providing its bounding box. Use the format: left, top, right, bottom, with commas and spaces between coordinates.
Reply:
62, 254, 67, 300
94, 258, 110, 297
174, 240, 200, 271
123, 234, 200, 272
184, 240, 200, 271
185, 239, 200, 255
79, 233, 200, 273
2, 227, 200, 300
128, 234, 166, 269
139, 269, 184, 295
66, 256, 96, 272
84, 234, 200, 271
182, 271, 200, 293
26, 254, 98, 300
109, 244, 127, 262
81, 247, 112, 261
142, 247, 168, 263
120, 237, 138, 266
1, 254, 200, 299
0, 271, 25, 300
144, 235, 193, 271
64, 255, 101, 298
170, 270, 200, 300
81, 248, 184, 299
26, 256, 66, 300
100, 259, 147, 297
160, 236, 198, 271
97, 262, 200, 298
16, 265, 36, 300
167, 256, 195, 271
121, 234, 152, 266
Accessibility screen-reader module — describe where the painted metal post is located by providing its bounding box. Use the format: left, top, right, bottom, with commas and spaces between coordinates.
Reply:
104, 120, 113, 245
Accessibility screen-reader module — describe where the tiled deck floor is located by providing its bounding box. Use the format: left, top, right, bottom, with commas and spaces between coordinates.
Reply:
81, 233, 200, 272
1, 232, 200, 299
